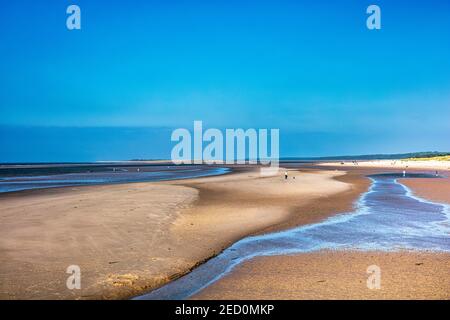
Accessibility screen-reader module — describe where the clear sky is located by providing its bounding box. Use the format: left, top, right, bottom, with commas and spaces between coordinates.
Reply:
1, 0, 449, 161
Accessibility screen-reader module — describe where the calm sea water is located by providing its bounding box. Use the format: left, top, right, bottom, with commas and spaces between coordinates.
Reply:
136, 173, 450, 300
0, 164, 229, 193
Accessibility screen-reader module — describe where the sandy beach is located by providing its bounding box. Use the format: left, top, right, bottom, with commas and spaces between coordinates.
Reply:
317, 160, 450, 171
1, 163, 448, 300
401, 176, 450, 205
0, 166, 366, 299
193, 251, 450, 300
191, 169, 450, 300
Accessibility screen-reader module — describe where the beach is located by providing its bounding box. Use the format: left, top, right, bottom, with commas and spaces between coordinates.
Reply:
3, 0, 450, 307
1, 162, 449, 300
401, 177, 450, 204
0, 166, 366, 299
317, 159, 450, 171
193, 251, 450, 300
191, 166, 450, 300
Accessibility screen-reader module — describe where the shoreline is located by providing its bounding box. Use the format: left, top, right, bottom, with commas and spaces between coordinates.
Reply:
0, 164, 232, 194
0, 165, 367, 299
193, 250, 450, 300
400, 177, 450, 205
1, 163, 447, 299
191, 170, 450, 300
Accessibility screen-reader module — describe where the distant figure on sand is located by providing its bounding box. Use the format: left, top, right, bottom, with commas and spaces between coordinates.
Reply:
285, 171, 288, 180
403, 170, 406, 177
436, 170, 439, 176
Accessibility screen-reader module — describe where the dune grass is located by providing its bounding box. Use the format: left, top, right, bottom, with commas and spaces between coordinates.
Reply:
407, 155, 450, 161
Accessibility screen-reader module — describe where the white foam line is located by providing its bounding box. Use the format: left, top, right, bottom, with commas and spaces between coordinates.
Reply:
239, 177, 377, 244
397, 178, 450, 221
140, 175, 450, 300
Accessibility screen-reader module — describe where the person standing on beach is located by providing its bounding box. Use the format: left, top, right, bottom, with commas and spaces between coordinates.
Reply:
285, 171, 288, 180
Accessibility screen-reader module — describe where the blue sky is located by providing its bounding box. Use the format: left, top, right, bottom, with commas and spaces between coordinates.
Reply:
1, 0, 449, 161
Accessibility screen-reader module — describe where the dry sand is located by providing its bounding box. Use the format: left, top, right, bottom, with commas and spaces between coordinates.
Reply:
317, 160, 450, 171
193, 251, 450, 300
0, 167, 364, 299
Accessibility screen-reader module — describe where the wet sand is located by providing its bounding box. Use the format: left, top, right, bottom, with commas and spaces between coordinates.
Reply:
191, 170, 450, 300
193, 251, 450, 300
0, 166, 366, 299
401, 175, 450, 205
